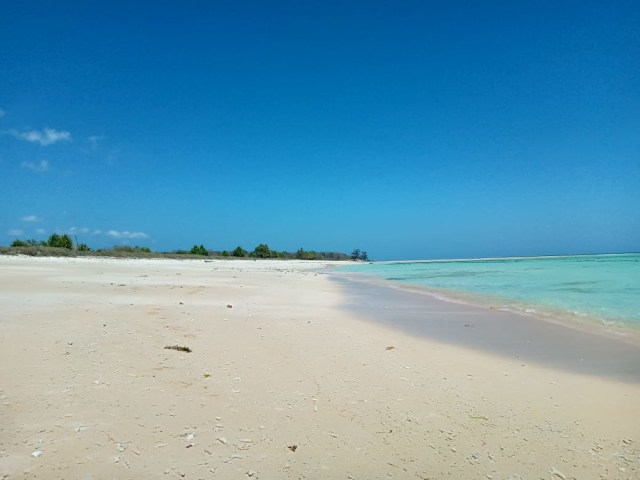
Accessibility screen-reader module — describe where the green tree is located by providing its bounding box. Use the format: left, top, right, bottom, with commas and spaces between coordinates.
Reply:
190, 244, 209, 256
48, 233, 73, 249
251, 243, 275, 258
296, 248, 318, 260
11, 239, 28, 247
231, 246, 247, 257
77, 243, 91, 252
351, 248, 361, 261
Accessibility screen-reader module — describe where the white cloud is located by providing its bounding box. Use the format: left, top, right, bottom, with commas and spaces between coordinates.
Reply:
21, 159, 49, 172
11, 128, 71, 145
36, 228, 46, 234
21, 214, 42, 223
106, 230, 149, 239
68, 226, 90, 234
8, 229, 24, 236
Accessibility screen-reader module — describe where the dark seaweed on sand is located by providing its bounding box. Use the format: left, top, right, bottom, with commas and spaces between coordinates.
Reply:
164, 345, 192, 353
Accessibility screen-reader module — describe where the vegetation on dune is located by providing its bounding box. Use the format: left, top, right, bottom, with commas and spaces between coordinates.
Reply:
189, 244, 209, 256
110, 245, 152, 254
250, 243, 278, 258
11, 238, 48, 247
3, 236, 363, 261
77, 243, 91, 252
232, 246, 248, 257
47, 233, 74, 249
296, 248, 319, 260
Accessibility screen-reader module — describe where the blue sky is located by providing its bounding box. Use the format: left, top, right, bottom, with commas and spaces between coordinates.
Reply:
1, 1, 638, 260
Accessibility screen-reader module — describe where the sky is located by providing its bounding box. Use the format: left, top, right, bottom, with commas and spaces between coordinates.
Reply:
1, 1, 639, 260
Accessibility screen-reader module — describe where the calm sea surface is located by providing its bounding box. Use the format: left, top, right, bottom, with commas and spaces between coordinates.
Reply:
340, 254, 640, 328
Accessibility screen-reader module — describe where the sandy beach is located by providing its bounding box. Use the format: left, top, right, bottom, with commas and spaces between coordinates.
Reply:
0, 256, 638, 479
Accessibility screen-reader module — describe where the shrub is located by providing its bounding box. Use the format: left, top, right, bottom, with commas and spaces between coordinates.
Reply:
251, 243, 277, 258
48, 233, 73, 249
77, 243, 91, 252
296, 248, 318, 260
190, 244, 209, 256
11, 239, 28, 247
231, 246, 247, 257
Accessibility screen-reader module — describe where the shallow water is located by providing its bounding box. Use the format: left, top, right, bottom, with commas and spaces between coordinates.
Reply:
340, 253, 640, 328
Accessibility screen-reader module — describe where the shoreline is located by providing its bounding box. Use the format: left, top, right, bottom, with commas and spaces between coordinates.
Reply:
1, 256, 639, 478
330, 271, 640, 383
332, 269, 640, 346
366, 251, 639, 264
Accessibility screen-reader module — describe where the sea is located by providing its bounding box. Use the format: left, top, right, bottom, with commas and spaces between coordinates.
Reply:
340, 253, 640, 329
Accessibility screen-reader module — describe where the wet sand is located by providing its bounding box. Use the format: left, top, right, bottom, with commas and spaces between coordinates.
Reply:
332, 273, 640, 382
0, 256, 638, 479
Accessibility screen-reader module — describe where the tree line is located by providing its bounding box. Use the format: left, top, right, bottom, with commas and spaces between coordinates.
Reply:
8, 235, 366, 261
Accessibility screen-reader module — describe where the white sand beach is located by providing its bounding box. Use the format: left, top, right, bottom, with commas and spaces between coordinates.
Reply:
0, 256, 638, 479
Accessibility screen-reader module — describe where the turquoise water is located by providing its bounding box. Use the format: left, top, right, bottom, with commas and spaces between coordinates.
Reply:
340, 254, 640, 328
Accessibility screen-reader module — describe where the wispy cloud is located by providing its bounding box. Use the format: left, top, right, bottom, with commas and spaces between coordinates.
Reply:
36, 228, 46, 234
8, 228, 24, 236
21, 160, 49, 172
0, 109, 5, 118
10, 128, 71, 145
53, 226, 150, 241
68, 226, 90, 234
106, 230, 149, 239
21, 214, 42, 223
88, 135, 104, 149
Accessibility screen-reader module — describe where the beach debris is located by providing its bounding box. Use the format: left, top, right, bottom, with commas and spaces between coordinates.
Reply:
385, 346, 395, 351
469, 415, 489, 421
203, 373, 211, 378
549, 467, 566, 479
227, 304, 233, 309
164, 345, 191, 353
287, 444, 298, 452
31, 450, 43, 458
246, 470, 257, 477
217, 436, 228, 445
